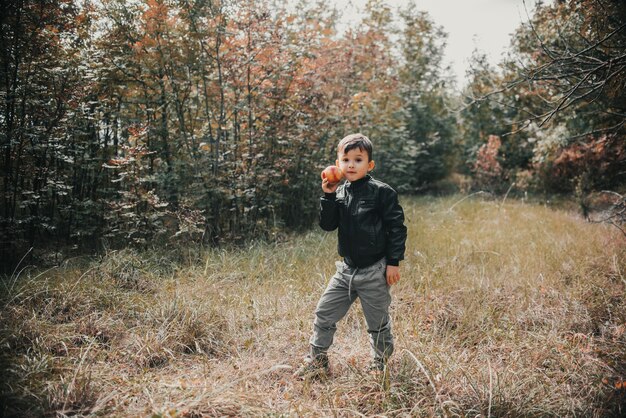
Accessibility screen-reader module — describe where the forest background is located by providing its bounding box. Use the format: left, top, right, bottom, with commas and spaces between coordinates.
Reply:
1, 0, 625, 272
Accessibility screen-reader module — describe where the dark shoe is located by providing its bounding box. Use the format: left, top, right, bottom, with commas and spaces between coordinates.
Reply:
294, 354, 330, 380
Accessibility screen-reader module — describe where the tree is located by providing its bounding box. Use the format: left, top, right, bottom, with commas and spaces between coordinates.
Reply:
459, 50, 509, 176
398, 4, 456, 191
0, 0, 92, 268
0, 0, 468, 271
513, 0, 626, 131
504, 0, 626, 192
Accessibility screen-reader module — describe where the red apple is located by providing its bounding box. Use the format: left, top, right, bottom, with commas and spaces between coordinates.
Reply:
321, 165, 344, 184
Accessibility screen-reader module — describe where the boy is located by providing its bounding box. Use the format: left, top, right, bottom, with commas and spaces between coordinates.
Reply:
296, 133, 407, 378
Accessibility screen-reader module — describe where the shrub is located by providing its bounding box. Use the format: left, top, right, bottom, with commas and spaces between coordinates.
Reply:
472, 135, 505, 193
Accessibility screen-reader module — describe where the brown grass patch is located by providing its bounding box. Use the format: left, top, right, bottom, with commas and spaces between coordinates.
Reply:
1, 196, 625, 416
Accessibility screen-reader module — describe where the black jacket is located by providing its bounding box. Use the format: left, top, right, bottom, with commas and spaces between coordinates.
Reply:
319, 175, 407, 268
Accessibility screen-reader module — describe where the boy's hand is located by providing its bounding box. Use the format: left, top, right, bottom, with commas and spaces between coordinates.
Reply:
322, 178, 340, 194
386, 265, 400, 286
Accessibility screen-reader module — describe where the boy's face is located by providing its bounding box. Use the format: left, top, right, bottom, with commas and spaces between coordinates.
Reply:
336, 146, 375, 183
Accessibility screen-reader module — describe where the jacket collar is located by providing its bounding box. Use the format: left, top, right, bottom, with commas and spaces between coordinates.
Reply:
347, 174, 371, 190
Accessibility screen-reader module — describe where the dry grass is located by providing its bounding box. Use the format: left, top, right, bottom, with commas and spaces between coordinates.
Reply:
1, 195, 625, 417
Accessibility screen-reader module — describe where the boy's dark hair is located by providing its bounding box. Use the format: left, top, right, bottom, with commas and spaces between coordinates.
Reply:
337, 133, 373, 161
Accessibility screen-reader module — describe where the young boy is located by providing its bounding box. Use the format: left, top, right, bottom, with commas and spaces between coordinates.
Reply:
296, 133, 407, 378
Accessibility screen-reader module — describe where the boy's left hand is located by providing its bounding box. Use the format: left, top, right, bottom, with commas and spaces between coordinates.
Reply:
386, 265, 400, 286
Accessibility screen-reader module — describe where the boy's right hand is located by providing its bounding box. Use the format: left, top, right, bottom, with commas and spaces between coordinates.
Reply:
322, 178, 340, 194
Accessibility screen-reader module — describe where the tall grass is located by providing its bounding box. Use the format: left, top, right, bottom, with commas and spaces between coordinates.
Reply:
1, 196, 624, 417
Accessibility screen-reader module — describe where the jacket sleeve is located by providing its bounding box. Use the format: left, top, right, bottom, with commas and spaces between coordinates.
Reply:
380, 186, 407, 265
319, 192, 339, 231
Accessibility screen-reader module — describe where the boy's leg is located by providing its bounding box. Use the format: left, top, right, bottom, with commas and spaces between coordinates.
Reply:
310, 261, 358, 356
357, 259, 394, 368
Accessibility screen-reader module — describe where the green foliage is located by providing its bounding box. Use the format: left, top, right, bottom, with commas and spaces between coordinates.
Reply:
397, 5, 456, 191
460, 0, 626, 194
3, 0, 623, 270
1, 0, 461, 270
459, 51, 510, 175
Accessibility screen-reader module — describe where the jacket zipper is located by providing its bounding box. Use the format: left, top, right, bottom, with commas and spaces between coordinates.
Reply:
348, 188, 357, 262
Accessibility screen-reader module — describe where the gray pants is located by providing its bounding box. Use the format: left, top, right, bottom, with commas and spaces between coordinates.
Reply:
310, 257, 394, 362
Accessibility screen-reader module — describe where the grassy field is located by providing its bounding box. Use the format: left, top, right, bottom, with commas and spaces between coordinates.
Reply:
1, 195, 625, 417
